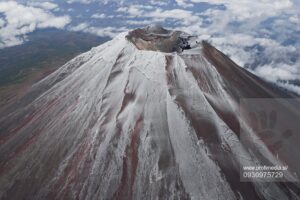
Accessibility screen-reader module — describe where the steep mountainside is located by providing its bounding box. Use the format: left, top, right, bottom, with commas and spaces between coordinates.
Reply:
0, 26, 299, 200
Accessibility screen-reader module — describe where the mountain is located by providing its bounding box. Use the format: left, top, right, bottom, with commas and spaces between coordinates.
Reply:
0, 26, 299, 200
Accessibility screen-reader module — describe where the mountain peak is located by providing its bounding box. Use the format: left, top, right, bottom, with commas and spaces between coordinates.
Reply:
126, 26, 197, 53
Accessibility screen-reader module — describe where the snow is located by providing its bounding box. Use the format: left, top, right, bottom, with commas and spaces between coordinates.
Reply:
0, 30, 299, 200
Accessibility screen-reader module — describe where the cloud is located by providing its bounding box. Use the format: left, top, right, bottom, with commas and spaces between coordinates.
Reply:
66, 0, 95, 4
117, 5, 154, 17
69, 23, 89, 32
28, 2, 58, 10
149, 0, 169, 6
149, 8, 184, 18
277, 82, 300, 95
83, 26, 128, 37
126, 19, 164, 25
116, 7, 127, 12
69, 23, 128, 38
254, 64, 299, 81
91, 13, 106, 19
0, 1, 71, 48
127, 6, 143, 16
175, 0, 193, 8
289, 15, 300, 23
121, 8, 203, 26
253, 62, 300, 94
66, 0, 125, 4
191, 0, 293, 20
0, 18, 5, 28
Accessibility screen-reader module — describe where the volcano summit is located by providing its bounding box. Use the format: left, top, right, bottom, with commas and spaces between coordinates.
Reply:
0, 26, 300, 200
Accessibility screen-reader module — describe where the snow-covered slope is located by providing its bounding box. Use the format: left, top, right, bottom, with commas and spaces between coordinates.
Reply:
0, 27, 299, 200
